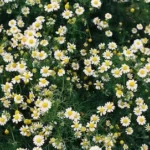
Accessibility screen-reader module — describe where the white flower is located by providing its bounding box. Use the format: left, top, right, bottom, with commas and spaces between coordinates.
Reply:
133, 39, 143, 49
1, 82, 13, 93
40, 66, 50, 77
86, 121, 97, 132
12, 113, 23, 124
94, 80, 104, 90
75, 6, 85, 15
58, 69, 65, 76
37, 51, 47, 60
39, 99, 52, 112
105, 102, 115, 113
14, 94, 24, 104
91, 0, 102, 8
141, 144, 149, 150
120, 116, 131, 127
105, 13, 112, 20
108, 42, 117, 50
39, 78, 49, 87
133, 107, 142, 116
90, 55, 100, 65
125, 127, 133, 135
121, 64, 130, 73
26, 37, 37, 48
33, 135, 44, 147
137, 68, 148, 78
126, 79, 138, 91
97, 106, 107, 116
136, 24, 143, 30
54, 50, 64, 60
83, 66, 94, 76
62, 10, 73, 19
56, 26, 67, 36
8, 19, 16, 27
90, 146, 102, 150
111, 68, 122, 78
0, 115, 8, 126
105, 30, 113, 37
22, 71, 33, 83
137, 115, 146, 125
140, 103, 148, 112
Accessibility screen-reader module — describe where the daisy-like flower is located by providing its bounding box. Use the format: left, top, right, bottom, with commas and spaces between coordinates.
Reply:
71, 121, 82, 131
33, 135, 44, 147
103, 50, 113, 59
105, 102, 115, 113
37, 51, 48, 60
12, 113, 23, 124
105, 13, 112, 20
140, 103, 148, 112
135, 97, 144, 105
8, 19, 16, 27
0, 115, 8, 126
67, 42, 76, 52
39, 78, 49, 87
22, 71, 33, 83
64, 107, 74, 120
108, 42, 117, 50
145, 63, 150, 72
90, 146, 102, 150
14, 94, 24, 104
83, 66, 94, 76
137, 115, 146, 125
44, 3, 53, 12
116, 89, 123, 98
111, 68, 122, 78
133, 107, 142, 116
133, 39, 143, 49
145, 123, 150, 132
39, 99, 52, 112
94, 80, 104, 90
72, 62, 79, 70
1, 82, 13, 93
120, 116, 131, 127
56, 26, 67, 36
17, 61, 27, 73
75, 6, 85, 15
121, 64, 130, 73
62, 10, 73, 19
126, 79, 138, 91
2, 52, 13, 63
90, 115, 100, 123
54, 50, 64, 60
91, 0, 102, 8
105, 30, 113, 37
102, 60, 112, 69
97, 106, 107, 116
40, 40, 48, 46
90, 55, 100, 65
93, 17, 100, 25
26, 37, 37, 48
52, 2, 60, 11
21, 7, 30, 15
140, 144, 149, 150
58, 68, 65, 76
32, 21, 43, 31
137, 68, 148, 78
86, 121, 97, 132
125, 127, 133, 135
40, 66, 50, 77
